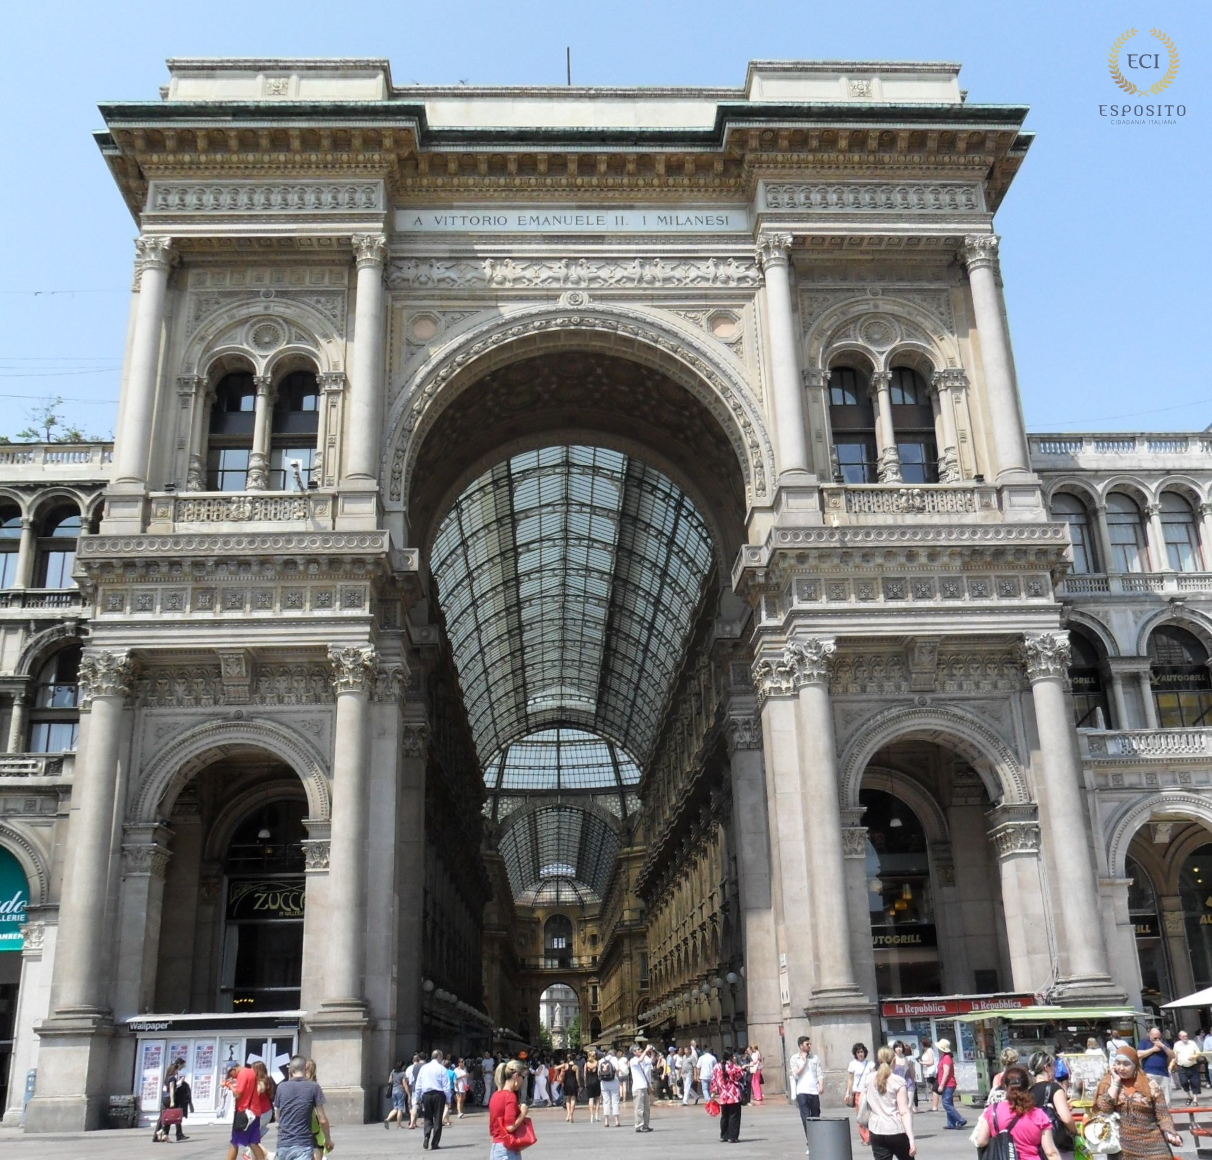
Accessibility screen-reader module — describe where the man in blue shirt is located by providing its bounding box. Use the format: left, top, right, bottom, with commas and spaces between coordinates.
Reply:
414, 1048, 453, 1149
273, 1055, 332, 1160
1138, 1027, 1176, 1102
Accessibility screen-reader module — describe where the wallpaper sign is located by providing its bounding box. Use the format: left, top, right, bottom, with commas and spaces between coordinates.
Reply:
0, 847, 28, 951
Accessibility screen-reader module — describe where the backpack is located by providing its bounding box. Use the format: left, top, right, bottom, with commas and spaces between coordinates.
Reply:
979, 1104, 1022, 1160
1034, 1082, 1074, 1152
598, 1059, 616, 1082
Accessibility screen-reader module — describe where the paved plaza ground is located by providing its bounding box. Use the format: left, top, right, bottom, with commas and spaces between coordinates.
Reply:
0, 1100, 1202, 1160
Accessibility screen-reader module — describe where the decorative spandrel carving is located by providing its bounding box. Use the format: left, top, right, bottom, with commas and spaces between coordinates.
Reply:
1021, 632, 1072, 683
302, 840, 331, 872
328, 645, 377, 695
79, 650, 136, 707
387, 255, 762, 290
841, 827, 869, 858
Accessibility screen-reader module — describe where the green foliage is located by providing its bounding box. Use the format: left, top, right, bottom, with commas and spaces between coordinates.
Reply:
538, 1025, 553, 1053
11, 397, 99, 444
567, 1016, 582, 1050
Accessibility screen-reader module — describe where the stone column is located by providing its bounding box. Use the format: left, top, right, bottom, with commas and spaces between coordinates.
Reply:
756, 232, 811, 481
960, 235, 1031, 480
1022, 632, 1124, 999
987, 807, 1054, 991
1197, 503, 1212, 571
725, 711, 781, 1085
1106, 666, 1130, 730
1093, 504, 1116, 575
113, 237, 174, 487
184, 377, 214, 491
245, 375, 276, 491
7, 693, 28, 753
345, 235, 387, 483
309, 644, 375, 1122
113, 823, 173, 1017
869, 371, 902, 483
1145, 504, 1171, 572
25, 650, 134, 1133
841, 814, 878, 1001
1137, 670, 1160, 730
14, 517, 37, 589
3, 916, 55, 1125
314, 372, 345, 488
930, 369, 965, 483
395, 717, 429, 1060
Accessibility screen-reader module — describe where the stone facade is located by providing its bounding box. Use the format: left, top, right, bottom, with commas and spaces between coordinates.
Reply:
1, 56, 1205, 1132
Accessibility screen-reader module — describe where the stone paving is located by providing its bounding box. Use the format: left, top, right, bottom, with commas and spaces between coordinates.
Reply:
0, 1099, 1190, 1160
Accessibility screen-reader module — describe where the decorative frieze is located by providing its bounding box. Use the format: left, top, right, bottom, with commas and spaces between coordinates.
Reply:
1021, 632, 1071, 683
386, 254, 763, 290
764, 181, 983, 213
372, 663, 406, 703
148, 180, 385, 214
79, 650, 136, 707
329, 645, 377, 695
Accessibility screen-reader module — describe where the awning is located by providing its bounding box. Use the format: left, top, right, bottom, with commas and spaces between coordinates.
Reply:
955, 1006, 1145, 1024
1162, 987, 1212, 1009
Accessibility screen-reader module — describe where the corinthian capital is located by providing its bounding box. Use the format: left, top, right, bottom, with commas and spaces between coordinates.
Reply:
1020, 631, 1071, 683
930, 368, 969, 395
960, 234, 1000, 274
328, 644, 378, 695
79, 650, 137, 707
352, 233, 388, 269
752, 638, 836, 704
725, 714, 762, 753
134, 235, 176, 274
756, 231, 793, 271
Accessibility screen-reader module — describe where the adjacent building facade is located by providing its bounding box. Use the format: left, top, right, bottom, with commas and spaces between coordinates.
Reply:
1, 56, 1207, 1132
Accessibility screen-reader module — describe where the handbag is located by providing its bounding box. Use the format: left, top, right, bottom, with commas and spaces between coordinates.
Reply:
705, 1098, 721, 1117
1082, 1112, 1121, 1155
161, 1108, 183, 1126
508, 1117, 538, 1150
979, 1104, 1023, 1160
232, 1107, 250, 1132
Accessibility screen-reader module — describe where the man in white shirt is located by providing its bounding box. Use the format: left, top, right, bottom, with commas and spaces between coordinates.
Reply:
631, 1046, 654, 1132
682, 1041, 701, 1105
1175, 1030, 1203, 1105
696, 1046, 718, 1108
791, 1035, 824, 1143
414, 1049, 452, 1150
480, 1053, 495, 1106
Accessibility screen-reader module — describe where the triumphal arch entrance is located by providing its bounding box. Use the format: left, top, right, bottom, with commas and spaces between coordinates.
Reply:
22, 57, 1128, 1132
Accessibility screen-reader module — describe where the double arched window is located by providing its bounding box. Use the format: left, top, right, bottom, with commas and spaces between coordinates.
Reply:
888, 368, 938, 484
28, 645, 81, 752
36, 508, 80, 589
829, 366, 877, 483
828, 364, 938, 484
1106, 494, 1148, 573
1148, 626, 1212, 727
207, 372, 256, 490
1160, 493, 1201, 572
1051, 493, 1097, 574
269, 371, 319, 490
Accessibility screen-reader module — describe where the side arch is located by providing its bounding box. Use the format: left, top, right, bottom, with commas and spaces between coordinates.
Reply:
0, 822, 51, 907
805, 293, 963, 375
1134, 605, 1212, 658
859, 764, 951, 843
1106, 792, 1212, 878
183, 298, 344, 380
15, 621, 85, 678
130, 717, 332, 824
382, 302, 775, 512
839, 703, 1030, 808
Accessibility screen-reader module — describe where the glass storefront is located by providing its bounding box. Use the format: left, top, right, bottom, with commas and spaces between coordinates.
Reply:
1126, 855, 1171, 1011
1180, 844, 1212, 992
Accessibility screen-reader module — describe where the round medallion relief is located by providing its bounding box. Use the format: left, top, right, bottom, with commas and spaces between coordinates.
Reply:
708, 312, 739, 340
249, 319, 286, 352
410, 315, 439, 342
858, 315, 899, 349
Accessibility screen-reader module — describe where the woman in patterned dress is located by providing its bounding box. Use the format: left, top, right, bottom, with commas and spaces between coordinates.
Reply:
1090, 1046, 1183, 1160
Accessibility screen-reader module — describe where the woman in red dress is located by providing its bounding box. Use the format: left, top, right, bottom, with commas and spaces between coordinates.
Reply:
489, 1059, 532, 1160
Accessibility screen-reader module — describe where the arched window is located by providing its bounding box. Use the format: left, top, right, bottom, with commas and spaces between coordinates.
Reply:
0, 510, 20, 588
1148, 625, 1212, 727
221, 799, 306, 1011
1160, 493, 1201, 573
888, 367, 938, 484
829, 366, 876, 483
1126, 855, 1170, 1008
28, 645, 81, 752
861, 788, 940, 998
543, 913, 574, 969
1069, 631, 1110, 728
35, 508, 80, 589
1052, 493, 1097, 574
269, 370, 319, 491
207, 372, 256, 491
1106, 493, 1148, 573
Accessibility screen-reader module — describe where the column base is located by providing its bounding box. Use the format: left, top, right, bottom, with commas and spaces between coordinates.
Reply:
24, 1009, 117, 1133
805, 989, 878, 1107
307, 1002, 371, 1124
100, 485, 149, 535
1047, 975, 1128, 1005
334, 481, 381, 531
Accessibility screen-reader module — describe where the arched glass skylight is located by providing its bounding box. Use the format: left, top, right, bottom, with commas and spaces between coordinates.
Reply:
484, 727, 641, 793
496, 804, 621, 903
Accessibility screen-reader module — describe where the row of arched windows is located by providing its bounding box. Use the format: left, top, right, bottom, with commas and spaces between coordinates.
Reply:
207, 370, 319, 492
829, 365, 939, 483
1053, 491, 1203, 574
0, 507, 82, 589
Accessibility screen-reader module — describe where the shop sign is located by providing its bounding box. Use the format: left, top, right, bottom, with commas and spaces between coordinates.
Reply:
226, 879, 304, 921
880, 994, 1035, 1018
0, 847, 29, 951
872, 924, 937, 949
1132, 914, 1161, 939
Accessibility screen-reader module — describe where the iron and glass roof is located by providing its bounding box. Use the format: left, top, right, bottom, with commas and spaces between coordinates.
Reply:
431, 445, 714, 903
431, 445, 714, 767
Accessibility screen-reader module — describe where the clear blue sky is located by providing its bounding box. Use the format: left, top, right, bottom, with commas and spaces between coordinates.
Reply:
0, 0, 1205, 438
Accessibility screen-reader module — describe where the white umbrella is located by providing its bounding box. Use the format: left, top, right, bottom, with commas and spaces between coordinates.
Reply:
1162, 986, 1212, 1009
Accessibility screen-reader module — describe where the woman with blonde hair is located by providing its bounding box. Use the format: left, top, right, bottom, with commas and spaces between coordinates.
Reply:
859, 1046, 916, 1160
489, 1059, 532, 1159
585, 1049, 601, 1123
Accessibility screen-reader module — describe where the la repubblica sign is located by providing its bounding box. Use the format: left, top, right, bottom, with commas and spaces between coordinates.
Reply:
0, 847, 29, 951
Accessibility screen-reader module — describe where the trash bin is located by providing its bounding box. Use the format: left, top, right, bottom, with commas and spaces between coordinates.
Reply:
106, 1094, 139, 1129
804, 1117, 854, 1160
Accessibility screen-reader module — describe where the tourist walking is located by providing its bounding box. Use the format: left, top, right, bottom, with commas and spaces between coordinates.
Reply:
617, 1048, 631, 1103
407, 1053, 424, 1128
859, 1047, 916, 1160
682, 1042, 700, 1105
791, 1034, 824, 1136
1175, 1031, 1203, 1104
272, 1055, 333, 1160
534, 1059, 550, 1106
415, 1048, 453, 1150
385, 1059, 409, 1128
563, 1056, 580, 1121
750, 1044, 764, 1103
989, 1047, 1023, 1102
489, 1059, 532, 1160
585, 1049, 601, 1121
711, 1051, 747, 1144
632, 1045, 654, 1132
846, 1043, 874, 1106
696, 1043, 718, 1110
482, 1051, 496, 1107
598, 1047, 621, 1127
919, 1038, 939, 1113
1028, 1051, 1077, 1152
455, 1058, 469, 1117
1091, 1046, 1183, 1160
154, 1057, 190, 1144
972, 1067, 1059, 1160
1138, 1028, 1175, 1104
223, 1060, 265, 1159
935, 1038, 967, 1129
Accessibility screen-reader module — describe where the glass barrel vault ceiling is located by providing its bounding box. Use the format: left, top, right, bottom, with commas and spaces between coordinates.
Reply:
430, 445, 716, 902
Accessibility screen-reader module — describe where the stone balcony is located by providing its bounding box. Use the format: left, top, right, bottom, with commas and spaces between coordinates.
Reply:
0, 589, 82, 612
0, 753, 72, 779
146, 489, 336, 532
1030, 432, 1212, 472
819, 481, 1002, 524
0, 442, 112, 481
1080, 728, 1212, 761
1058, 572, 1212, 597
